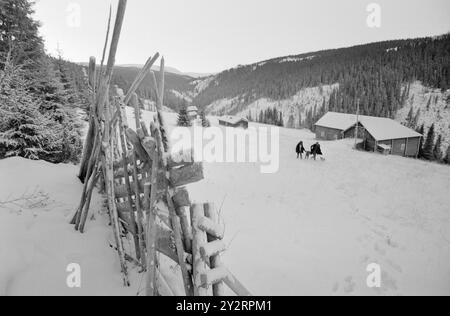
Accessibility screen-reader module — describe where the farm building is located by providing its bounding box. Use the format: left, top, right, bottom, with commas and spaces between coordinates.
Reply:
219, 116, 249, 129
315, 112, 364, 140
187, 106, 199, 120
314, 112, 422, 157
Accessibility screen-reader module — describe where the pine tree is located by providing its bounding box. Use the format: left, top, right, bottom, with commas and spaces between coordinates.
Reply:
433, 135, 443, 162
412, 108, 421, 129
199, 111, 210, 127
422, 124, 436, 161
416, 124, 425, 158
443, 146, 450, 164
177, 106, 191, 127
406, 107, 414, 127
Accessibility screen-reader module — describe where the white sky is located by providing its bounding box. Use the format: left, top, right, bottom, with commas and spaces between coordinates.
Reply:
34, 0, 450, 74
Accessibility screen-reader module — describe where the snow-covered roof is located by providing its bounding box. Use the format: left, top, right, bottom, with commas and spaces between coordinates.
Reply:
219, 115, 248, 125
187, 106, 198, 112
315, 112, 422, 141
315, 112, 358, 131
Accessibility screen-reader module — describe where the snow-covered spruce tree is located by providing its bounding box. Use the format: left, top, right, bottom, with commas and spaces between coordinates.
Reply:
0, 61, 54, 160
0, 58, 82, 163
0, 0, 83, 164
200, 111, 210, 127
444, 147, 450, 165
177, 106, 191, 127
433, 135, 443, 162
422, 124, 436, 161
0, 0, 43, 68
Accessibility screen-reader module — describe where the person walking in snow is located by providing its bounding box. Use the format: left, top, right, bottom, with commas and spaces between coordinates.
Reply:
296, 141, 306, 159
310, 142, 323, 161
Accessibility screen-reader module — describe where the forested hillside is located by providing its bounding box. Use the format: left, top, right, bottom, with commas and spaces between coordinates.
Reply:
0, 0, 90, 163
195, 35, 449, 117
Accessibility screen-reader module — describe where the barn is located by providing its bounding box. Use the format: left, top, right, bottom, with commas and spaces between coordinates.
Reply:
360, 116, 422, 158
314, 112, 361, 140
314, 112, 422, 158
218, 116, 249, 129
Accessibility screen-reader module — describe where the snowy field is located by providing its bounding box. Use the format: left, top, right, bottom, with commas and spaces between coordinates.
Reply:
1, 108, 449, 296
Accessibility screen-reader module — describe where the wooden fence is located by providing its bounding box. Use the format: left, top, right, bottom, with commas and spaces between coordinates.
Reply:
71, 0, 250, 296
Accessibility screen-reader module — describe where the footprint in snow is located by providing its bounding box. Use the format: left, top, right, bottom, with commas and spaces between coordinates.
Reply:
343, 276, 356, 294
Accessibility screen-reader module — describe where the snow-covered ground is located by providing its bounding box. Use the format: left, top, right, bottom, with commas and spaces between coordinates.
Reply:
1, 107, 449, 296
0, 158, 140, 296
133, 108, 450, 296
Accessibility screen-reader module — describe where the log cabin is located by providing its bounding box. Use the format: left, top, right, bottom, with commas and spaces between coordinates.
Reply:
314, 112, 423, 158
218, 116, 249, 129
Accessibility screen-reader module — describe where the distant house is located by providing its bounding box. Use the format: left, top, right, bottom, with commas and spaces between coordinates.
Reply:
314, 112, 423, 158
187, 106, 199, 120
218, 116, 249, 129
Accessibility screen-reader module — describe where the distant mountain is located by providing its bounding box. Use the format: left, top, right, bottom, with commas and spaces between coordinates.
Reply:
115, 64, 212, 78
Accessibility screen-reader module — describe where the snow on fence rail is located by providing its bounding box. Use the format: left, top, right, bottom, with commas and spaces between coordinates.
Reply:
70, 0, 250, 296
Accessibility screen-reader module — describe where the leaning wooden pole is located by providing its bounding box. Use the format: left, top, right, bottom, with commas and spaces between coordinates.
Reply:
96, 5, 113, 90
96, 0, 127, 121
145, 123, 162, 296
151, 61, 194, 296
78, 57, 97, 183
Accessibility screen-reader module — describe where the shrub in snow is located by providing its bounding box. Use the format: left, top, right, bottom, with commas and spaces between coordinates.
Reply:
177, 106, 192, 127
200, 111, 211, 127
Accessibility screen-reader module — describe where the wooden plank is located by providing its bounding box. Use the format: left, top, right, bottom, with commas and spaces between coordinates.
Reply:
126, 128, 150, 163
142, 137, 157, 158
200, 240, 226, 260
170, 163, 204, 187
200, 266, 228, 287
200, 268, 252, 296
173, 187, 190, 208
198, 216, 225, 240
223, 269, 252, 297
176, 206, 193, 254
191, 204, 210, 296
116, 101, 141, 260
166, 148, 195, 169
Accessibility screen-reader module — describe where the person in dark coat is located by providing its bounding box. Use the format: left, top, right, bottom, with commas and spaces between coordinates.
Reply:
296, 141, 306, 159
310, 142, 323, 160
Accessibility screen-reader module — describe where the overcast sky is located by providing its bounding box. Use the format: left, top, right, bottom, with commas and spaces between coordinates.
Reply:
34, 0, 450, 74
